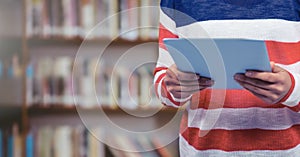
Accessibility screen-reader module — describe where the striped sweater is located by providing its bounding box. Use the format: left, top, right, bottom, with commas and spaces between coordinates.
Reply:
154, 0, 300, 156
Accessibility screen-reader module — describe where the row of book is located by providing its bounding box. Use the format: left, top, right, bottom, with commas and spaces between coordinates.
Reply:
26, 125, 173, 157
27, 0, 159, 40
26, 56, 161, 109
0, 55, 22, 79
0, 124, 22, 157
0, 55, 23, 105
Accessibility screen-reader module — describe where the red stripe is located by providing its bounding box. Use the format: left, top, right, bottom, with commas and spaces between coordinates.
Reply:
189, 89, 300, 112
155, 73, 166, 85
279, 71, 296, 103
154, 67, 188, 106
154, 73, 166, 97
159, 23, 178, 50
153, 67, 168, 76
180, 119, 300, 151
266, 41, 300, 65
161, 79, 184, 106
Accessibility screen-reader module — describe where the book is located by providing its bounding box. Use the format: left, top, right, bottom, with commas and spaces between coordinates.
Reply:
53, 126, 72, 157
36, 126, 53, 157
62, 0, 78, 38
31, 0, 44, 36
104, 67, 119, 108
87, 128, 105, 157
12, 124, 21, 157
119, 0, 139, 40
95, 60, 107, 106
80, 0, 96, 38
7, 135, 12, 157
26, 133, 34, 157
54, 57, 74, 106
26, 0, 33, 37
50, 0, 64, 36
164, 38, 272, 89
42, 0, 51, 37
139, 0, 159, 40
118, 67, 138, 109
27, 0, 160, 39
26, 63, 34, 106
148, 0, 159, 39
80, 58, 97, 108
107, 0, 119, 39
94, 0, 107, 37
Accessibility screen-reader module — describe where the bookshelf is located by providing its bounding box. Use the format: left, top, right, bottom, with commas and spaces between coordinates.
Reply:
0, 0, 181, 157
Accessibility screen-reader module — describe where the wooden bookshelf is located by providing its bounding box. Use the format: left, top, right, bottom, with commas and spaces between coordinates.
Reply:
27, 37, 158, 47
0, 0, 180, 156
27, 105, 178, 116
0, 105, 22, 128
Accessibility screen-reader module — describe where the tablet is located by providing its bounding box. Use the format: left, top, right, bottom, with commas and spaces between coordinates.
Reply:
163, 38, 272, 89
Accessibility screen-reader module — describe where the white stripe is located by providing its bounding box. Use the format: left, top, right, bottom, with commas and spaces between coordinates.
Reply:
179, 135, 300, 157
156, 72, 165, 101
170, 92, 192, 103
157, 47, 175, 68
159, 9, 177, 35
154, 60, 192, 103
153, 70, 166, 84
188, 107, 300, 130
283, 73, 300, 107
176, 19, 300, 42
277, 62, 300, 107
277, 61, 300, 74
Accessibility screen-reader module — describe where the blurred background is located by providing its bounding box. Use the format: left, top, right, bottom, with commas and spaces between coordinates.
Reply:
0, 0, 181, 156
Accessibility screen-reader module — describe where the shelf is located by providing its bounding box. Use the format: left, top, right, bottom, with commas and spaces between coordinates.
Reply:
0, 105, 22, 127
27, 105, 179, 117
27, 37, 158, 47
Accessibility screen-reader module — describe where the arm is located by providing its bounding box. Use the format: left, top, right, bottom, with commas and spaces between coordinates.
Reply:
154, 0, 213, 107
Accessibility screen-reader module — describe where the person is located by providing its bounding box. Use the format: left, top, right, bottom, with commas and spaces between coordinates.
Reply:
154, 0, 300, 156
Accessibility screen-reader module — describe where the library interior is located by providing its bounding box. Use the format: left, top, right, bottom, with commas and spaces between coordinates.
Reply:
0, 0, 181, 157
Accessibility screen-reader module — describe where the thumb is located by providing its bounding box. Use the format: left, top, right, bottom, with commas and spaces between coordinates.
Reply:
270, 61, 275, 70
271, 62, 283, 73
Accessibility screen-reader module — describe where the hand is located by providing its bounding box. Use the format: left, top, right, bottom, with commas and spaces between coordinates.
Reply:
234, 62, 292, 104
164, 64, 214, 99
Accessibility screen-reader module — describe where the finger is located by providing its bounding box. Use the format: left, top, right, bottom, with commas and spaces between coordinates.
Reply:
167, 83, 208, 92
248, 90, 274, 104
234, 74, 272, 90
175, 70, 200, 81
244, 71, 278, 83
272, 64, 286, 73
181, 77, 214, 87
234, 74, 286, 95
198, 77, 214, 86
236, 80, 278, 103
166, 68, 199, 81
165, 75, 214, 87
166, 67, 177, 79
168, 65, 200, 81
240, 81, 271, 96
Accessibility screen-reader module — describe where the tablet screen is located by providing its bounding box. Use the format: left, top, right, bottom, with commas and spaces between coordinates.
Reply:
163, 38, 271, 89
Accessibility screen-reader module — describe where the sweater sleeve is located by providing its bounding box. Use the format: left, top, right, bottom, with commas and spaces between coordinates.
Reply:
277, 63, 300, 108
153, 0, 192, 108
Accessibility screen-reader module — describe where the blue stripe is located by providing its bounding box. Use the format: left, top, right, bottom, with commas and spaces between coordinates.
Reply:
161, 0, 300, 27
